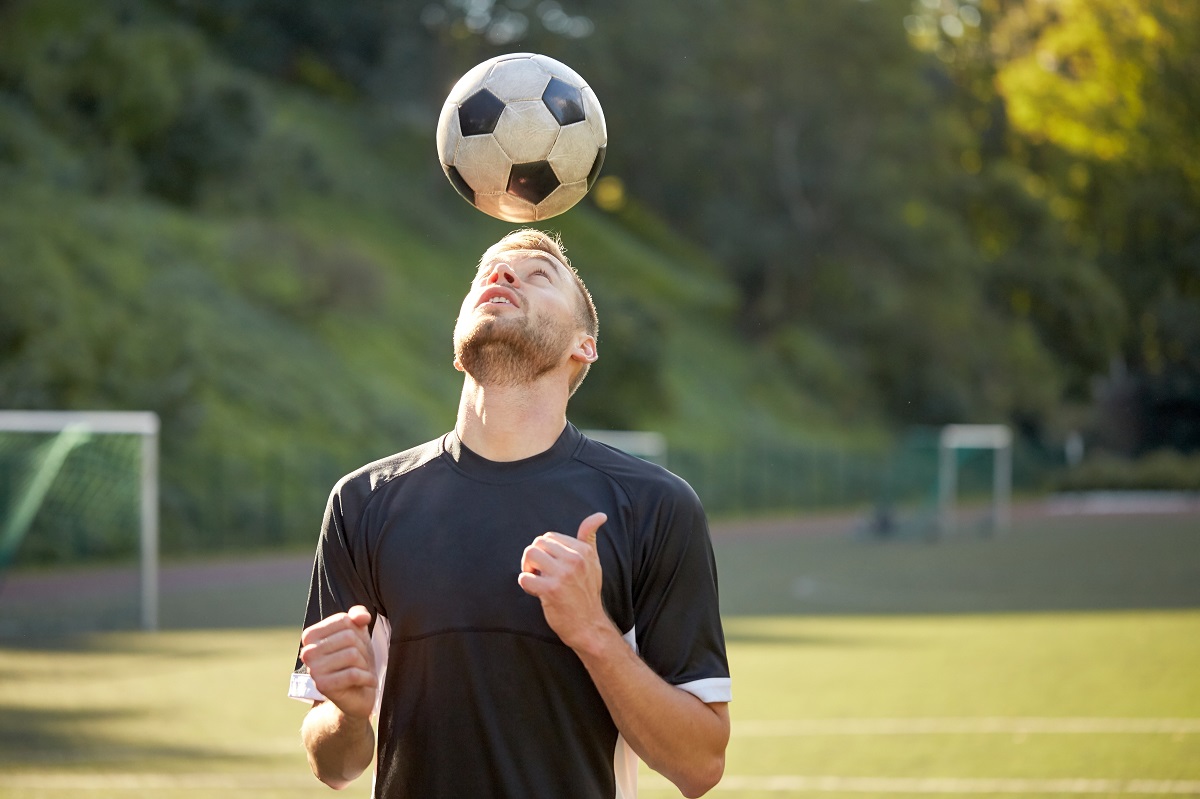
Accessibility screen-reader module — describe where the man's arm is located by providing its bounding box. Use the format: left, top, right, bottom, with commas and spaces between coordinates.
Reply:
300, 700, 375, 790
573, 627, 729, 797
297, 606, 378, 789
519, 513, 729, 798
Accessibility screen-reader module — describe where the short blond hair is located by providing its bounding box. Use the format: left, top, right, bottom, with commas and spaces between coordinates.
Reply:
479, 230, 599, 394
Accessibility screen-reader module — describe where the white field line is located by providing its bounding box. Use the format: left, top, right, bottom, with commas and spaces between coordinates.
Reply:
642, 774, 1200, 795
736, 717, 1200, 736
7, 773, 1200, 795
0, 773, 316, 790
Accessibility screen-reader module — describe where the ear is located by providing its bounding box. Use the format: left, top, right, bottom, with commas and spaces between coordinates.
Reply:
570, 334, 598, 365
453, 356, 465, 373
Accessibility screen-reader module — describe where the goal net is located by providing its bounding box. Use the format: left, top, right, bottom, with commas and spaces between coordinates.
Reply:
0, 411, 159, 636
936, 424, 1012, 536
864, 424, 1013, 541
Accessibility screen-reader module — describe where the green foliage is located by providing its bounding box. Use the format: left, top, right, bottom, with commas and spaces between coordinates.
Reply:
0, 1, 845, 557
0, 0, 265, 203
1, 0, 1197, 561
569, 300, 670, 427
1055, 449, 1200, 492
921, 0, 1200, 452
554, 0, 1092, 428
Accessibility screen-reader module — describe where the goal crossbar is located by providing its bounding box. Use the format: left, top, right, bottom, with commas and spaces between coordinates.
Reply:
0, 411, 160, 631
937, 424, 1012, 536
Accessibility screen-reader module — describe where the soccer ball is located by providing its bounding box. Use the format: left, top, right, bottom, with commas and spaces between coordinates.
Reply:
436, 53, 607, 223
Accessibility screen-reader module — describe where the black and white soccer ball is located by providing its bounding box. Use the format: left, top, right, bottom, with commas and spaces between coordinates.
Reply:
436, 53, 607, 223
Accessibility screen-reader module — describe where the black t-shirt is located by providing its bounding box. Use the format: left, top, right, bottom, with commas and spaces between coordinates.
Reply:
290, 423, 730, 798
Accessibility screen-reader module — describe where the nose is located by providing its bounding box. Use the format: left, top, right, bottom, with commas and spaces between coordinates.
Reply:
485, 262, 519, 286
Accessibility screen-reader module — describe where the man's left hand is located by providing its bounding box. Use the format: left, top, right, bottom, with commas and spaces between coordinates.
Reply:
518, 512, 613, 651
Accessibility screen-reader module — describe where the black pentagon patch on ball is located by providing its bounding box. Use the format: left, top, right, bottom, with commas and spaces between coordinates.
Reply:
458, 89, 506, 136
586, 146, 606, 189
541, 77, 586, 126
444, 165, 475, 205
508, 161, 561, 204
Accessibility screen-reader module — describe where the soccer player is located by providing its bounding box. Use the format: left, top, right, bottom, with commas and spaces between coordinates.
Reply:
289, 229, 731, 798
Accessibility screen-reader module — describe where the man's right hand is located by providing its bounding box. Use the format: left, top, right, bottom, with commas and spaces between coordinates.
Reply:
299, 605, 377, 720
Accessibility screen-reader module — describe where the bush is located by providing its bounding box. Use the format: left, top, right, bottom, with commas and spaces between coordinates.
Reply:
1054, 449, 1200, 492
9, 10, 263, 204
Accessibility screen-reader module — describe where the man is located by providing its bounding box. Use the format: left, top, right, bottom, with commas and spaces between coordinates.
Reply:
289, 229, 731, 798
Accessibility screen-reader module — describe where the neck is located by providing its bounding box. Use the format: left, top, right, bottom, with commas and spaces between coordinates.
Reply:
455, 375, 570, 462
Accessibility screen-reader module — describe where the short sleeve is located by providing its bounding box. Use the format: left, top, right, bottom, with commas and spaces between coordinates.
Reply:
288, 479, 382, 700
631, 481, 731, 704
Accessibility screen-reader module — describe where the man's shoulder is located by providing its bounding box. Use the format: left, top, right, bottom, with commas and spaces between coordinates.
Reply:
333, 434, 447, 500
575, 434, 699, 504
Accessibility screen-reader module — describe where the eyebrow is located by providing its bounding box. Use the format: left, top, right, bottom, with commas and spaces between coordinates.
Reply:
525, 255, 564, 277
479, 252, 566, 278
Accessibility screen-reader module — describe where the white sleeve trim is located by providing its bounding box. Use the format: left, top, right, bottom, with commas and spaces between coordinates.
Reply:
623, 624, 730, 703
288, 671, 325, 704
370, 615, 391, 719
286, 614, 391, 713
677, 676, 732, 703
622, 626, 638, 653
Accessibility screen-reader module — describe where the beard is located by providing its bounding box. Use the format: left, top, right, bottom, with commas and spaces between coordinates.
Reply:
453, 309, 573, 387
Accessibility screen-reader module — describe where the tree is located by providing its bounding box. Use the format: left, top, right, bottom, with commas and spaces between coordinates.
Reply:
916, 0, 1200, 451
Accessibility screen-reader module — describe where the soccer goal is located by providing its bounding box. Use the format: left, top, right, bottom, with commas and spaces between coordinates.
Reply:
0, 411, 160, 632
936, 424, 1012, 536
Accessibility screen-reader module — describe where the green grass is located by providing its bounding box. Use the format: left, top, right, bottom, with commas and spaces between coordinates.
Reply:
710, 613, 1200, 785
1, 513, 1198, 797
0, 627, 323, 798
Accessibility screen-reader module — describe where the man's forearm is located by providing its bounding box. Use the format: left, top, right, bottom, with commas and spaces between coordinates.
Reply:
572, 626, 729, 798
300, 700, 376, 790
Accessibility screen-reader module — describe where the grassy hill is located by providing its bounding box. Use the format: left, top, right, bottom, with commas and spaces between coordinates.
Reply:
0, 0, 893, 555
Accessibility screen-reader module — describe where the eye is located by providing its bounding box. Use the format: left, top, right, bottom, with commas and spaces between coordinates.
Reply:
529, 268, 551, 281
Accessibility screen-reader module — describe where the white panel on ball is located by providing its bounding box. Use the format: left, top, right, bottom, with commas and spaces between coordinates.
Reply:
488, 192, 539, 224
494, 101, 561, 163
454, 135, 513, 194
529, 54, 587, 87
582, 86, 607, 144
435, 107, 462, 165
548, 124, 600, 183
537, 181, 589, 220
445, 59, 500, 105
485, 58, 552, 102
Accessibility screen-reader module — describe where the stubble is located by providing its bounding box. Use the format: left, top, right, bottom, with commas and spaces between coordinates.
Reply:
454, 309, 573, 387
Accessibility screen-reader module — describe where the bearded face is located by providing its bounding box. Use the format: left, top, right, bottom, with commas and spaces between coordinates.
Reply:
453, 292, 577, 387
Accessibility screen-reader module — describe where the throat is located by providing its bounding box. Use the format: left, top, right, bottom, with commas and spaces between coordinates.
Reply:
456, 384, 569, 463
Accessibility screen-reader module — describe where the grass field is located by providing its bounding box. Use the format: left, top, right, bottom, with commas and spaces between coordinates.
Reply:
1, 510, 1198, 798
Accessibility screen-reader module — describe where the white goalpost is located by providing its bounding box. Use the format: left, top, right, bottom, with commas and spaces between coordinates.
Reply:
937, 424, 1012, 536
0, 411, 160, 631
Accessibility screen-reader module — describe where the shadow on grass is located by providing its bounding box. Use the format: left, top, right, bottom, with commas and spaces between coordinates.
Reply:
721, 622, 891, 647
0, 704, 254, 768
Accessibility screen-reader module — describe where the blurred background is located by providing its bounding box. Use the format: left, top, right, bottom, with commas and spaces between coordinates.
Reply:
0, 2, 1198, 796
1, 0, 1199, 566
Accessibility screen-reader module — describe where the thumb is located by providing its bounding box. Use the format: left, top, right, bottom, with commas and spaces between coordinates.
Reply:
347, 605, 372, 628
576, 512, 607, 546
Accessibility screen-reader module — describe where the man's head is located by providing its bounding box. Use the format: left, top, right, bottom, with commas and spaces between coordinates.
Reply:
453, 229, 599, 395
